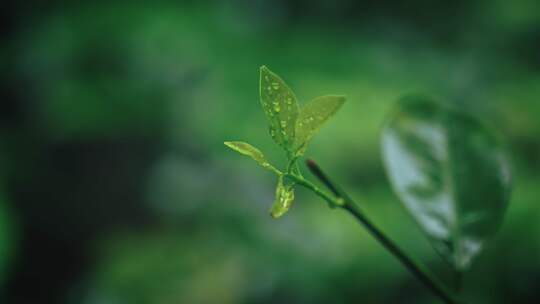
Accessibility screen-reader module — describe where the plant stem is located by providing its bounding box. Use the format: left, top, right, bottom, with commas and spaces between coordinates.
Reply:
343, 201, 460, 304
286, 160, 463, 304
284, 173, 342, 208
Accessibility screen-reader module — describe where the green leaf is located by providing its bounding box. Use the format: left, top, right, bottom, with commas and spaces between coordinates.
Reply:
381, 96, 512, 271
224, 141, 279, 173
259, 66, 300, 152
294, 95, 346, 154
270, 176, 295, 218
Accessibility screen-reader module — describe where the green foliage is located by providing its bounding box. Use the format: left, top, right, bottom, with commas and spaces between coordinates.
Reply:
227, 67, 513, 303
226, 66, 346, 218
381, 96, 512, 271
223, 141, 279, 173
270, 176, 295, 218
295, 95, 346, 155
259, 66, 300, 152
5, 2, 536, 303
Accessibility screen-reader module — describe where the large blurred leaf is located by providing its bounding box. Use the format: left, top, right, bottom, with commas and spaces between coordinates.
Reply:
259, 66, 299, 152
294, 95, 346, 155
381, 96, 512, 271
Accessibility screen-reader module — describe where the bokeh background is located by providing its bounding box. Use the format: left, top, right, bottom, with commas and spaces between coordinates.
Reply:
2, 1, 540, 303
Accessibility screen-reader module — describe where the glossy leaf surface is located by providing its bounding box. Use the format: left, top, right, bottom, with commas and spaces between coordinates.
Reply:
294, 95, 346, 154
224, 141, 277, 172
259, 66, 300, 152
381, 96, 512, 270
270, 176, 295, 218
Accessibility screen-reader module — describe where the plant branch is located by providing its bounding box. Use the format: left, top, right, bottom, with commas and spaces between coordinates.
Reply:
292, 159, 463, 304
284, 173, 343, 208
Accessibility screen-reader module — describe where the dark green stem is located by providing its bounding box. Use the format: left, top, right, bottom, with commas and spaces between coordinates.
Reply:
343, 201, 460, 304
287, 159, 464, 304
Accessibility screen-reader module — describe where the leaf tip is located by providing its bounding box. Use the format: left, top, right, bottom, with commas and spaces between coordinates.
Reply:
269, 205, 289, 219
334, 94, 347, 104
224, 141, 246, 154
260, 65, 278, 80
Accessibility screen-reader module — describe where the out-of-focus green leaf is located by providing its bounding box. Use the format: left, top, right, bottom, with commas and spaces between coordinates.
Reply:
294, 95, 346, 154
381, 96, 512, 271
224, 141, 279, 173
270, 176, 295, 218
259, 66, 299, 152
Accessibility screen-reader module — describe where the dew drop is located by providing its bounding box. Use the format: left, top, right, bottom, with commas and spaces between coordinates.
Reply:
271, 82, 279, 90
280, 120, 287, 128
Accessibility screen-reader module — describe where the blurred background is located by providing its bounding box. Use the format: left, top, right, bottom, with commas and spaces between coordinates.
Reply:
1, 1, 540, 303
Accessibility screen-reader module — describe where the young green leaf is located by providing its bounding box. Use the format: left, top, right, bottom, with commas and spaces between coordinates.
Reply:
381, 96, 512, 271
270, 176, 295, 218
259, 66, 300, 152
224, 141, 280, 173
294, 95, 346, 154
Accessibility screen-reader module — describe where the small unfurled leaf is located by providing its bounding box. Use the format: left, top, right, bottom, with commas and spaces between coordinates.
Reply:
259, 66, 300, 152
381, 96, 512, 271
224, 141, 278, 172
270, 176, 295, 218
294, 95, 346, 154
